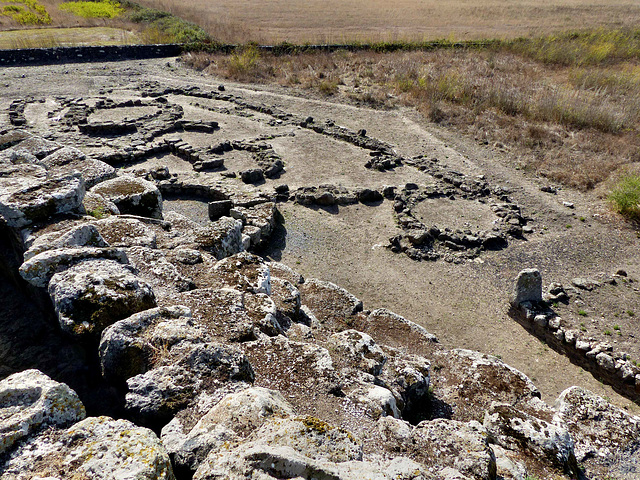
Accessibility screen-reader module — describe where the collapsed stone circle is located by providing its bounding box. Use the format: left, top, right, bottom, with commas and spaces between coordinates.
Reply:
0, 79, 637, 480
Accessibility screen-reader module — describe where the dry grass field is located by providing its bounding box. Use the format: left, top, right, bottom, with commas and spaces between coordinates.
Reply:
137, 0, 640, 44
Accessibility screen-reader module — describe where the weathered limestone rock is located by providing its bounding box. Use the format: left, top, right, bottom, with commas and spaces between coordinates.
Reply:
83, 190, 120, 217
193, 416, 363, 480
483, 402, 578, 476
0, 370, 85, 455
299, 278, 363, 332
412, 419, 497, 480
169, 288, 282, 342
210, 252, 271, 294
0, 172, 85, 228
91, 175, 163, 219
99, 305, 202, 382
93, 215, 158, 248
329, 329, 387, 375
1, 416, 175, 480
23, 223, 108, 261
20, 246, 127, 288
378, 350, 430, 420
163, 387, 295, 472
40, 146, 116, 188
554, 386, 640, 464
270, 276, 301, 322
48, 259, 156, 337
194, 217, 244, 260
126, 342, 254, 426
347, 383, 401, 419
511, 268, 542, 305
432, 349, 540, 423
126, 246, 195, 297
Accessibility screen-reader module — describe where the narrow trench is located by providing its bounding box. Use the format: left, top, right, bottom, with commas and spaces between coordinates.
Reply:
0, 226, 125, 419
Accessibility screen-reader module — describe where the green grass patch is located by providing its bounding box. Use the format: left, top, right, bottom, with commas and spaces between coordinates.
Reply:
0, 0, 51, 25
122, 1, 208, 43
59, 0, 124, 19
609, 175, 640, 220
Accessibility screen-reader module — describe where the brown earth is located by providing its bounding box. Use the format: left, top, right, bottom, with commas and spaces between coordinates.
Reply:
1, 57, 639, 417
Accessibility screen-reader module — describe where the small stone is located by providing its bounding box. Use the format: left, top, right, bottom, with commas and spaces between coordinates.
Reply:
511, 268, 542, 305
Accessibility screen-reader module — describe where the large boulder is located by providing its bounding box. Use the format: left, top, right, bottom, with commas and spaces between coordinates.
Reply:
99, 305, 202, 383
23, 223, 109, 261
0, 416, 175, 480
0, 172, 85, 228
299, 278, 363, 333
40, 146, 116, 188
125, 342, 254, 426
483, 402, 578, 476
20, 246, 127, 288
412, 419, 497, 480
0, 370, 85, 455
93, 215, 158, 248
91, 175, 163, 219
194, 217, 244, 260
554, 386, 640, 476
48, 259, 156, 337
511, 268, 542, 306
163, 387, 295, 472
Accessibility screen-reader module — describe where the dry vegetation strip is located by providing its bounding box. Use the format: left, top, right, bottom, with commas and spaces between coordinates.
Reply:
136, 0, 640, 44
184, 31, 640, 193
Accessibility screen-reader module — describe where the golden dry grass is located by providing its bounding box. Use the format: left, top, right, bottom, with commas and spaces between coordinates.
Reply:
184, 43, 640, 190
0, 25, 139, 48
136, 0, 640, 44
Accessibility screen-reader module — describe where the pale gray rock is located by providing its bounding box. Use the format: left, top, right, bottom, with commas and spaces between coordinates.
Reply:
91, 175, 162, 219
93, 215, 158, 248
126, 246, 195, 297
194, 415, 363, 480
554, 386, 640, 465
194, 217, 244, 259
347, 382, 401, 419
0, 370, 85, 455
0, 172, 85, 228
432, 348, 540, 423
170, 288, 282, 342
212, 252, 271, 294
23, 223, 108, 261
126, 342, 254, 425
366, 308, 439, 343
40, 146, 116, 188
164, 387, 295, 471
329, 329, 387, 375
99, 305, 200, 382
1, 416, 175, 480
483, 402, 578, 476
511, 268, 542, 305
270, 276, 301, 322
378, 350, 430, 418
20, 246, 127, 288
48, 259, 156, 337
83, 190, 120, 217
412, 419, 497, 480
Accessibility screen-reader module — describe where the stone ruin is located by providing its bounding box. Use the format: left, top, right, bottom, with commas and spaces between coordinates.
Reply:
0, 81, 638, 480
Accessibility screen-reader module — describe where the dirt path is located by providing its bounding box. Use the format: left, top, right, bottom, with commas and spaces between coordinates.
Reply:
2, 58, 639, 413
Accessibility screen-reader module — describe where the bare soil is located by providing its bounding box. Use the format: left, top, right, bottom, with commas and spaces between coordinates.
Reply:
2, 57, 640, 416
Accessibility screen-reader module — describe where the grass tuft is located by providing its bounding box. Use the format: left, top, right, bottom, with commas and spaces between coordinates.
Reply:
609, 175, 640, 220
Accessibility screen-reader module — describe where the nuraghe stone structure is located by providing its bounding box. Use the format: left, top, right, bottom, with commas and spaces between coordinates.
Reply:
0, 79, 638, 480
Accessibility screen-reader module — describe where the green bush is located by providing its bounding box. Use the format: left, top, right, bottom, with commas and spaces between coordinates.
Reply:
609, 175, 640, 220
0, 0, 51, 24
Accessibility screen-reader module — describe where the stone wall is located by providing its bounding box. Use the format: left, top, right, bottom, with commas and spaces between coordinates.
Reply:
0, 44, 182, 67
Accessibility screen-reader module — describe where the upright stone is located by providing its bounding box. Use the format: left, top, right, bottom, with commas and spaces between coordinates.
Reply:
511, 268, 542, 305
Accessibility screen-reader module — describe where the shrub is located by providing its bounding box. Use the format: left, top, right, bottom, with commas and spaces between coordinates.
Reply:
0, 0, 51, 25
609, 175, 640, 220
59, 0, 124, 19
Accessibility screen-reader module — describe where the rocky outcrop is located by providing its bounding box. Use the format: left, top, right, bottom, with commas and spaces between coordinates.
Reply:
91, 175, 163, 219
0, 369, 85, 454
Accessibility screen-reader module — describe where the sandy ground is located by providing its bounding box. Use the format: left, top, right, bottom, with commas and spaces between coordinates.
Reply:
2, 58, 639, 414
